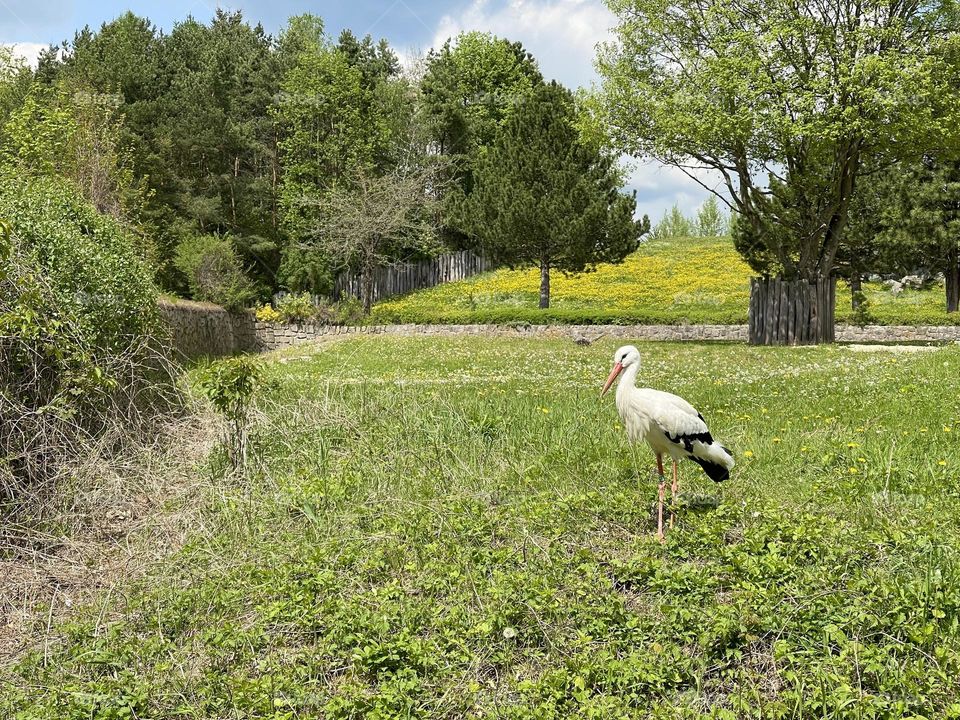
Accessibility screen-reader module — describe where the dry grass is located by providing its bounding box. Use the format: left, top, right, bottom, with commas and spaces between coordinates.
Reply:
0, 409, 219, 665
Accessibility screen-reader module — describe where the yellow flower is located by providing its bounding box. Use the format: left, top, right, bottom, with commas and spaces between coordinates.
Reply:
800, 446, 808, 452
848, 467, 859, 474
939, 460, 947, 466
743, 450, 754, 458
772, 437, 781, 444
944, 426, 953, 433
847, 442, 859, 448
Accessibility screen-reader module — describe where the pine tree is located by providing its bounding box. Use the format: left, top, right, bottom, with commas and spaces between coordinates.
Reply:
461, 81, 647, 308
877, 157, 960, 312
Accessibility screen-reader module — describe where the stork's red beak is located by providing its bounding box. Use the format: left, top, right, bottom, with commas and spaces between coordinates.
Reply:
601, 362, 623, 397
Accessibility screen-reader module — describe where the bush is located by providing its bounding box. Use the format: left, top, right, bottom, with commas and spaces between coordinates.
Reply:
254, 304, 281, 322
329, 296, 364, 325
0, 175, 178, 497
275, 292, 316, 323
195, 356, 268, 471
850, 290, 874, 327
174, 234, 256, 312
271, 293, 366, 325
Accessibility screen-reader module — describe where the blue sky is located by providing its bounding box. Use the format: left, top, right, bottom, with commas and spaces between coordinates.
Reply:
0, 0, 715, 221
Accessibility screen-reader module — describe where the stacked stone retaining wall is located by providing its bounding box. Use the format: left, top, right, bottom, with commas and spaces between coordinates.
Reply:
252, 321, 960, 351
157, 300, 960, 357
158, 299, 260, 359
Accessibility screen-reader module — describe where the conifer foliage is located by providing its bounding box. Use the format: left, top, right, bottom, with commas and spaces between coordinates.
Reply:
460, 81, 647, 308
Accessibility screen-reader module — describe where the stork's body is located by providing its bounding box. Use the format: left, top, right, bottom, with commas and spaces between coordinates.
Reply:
602, 346, 734, 540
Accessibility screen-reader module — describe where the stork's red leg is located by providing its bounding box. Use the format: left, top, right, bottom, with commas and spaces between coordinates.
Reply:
657, 477, 666, 542
656, 453, 665, 542
670, 460, 679, 529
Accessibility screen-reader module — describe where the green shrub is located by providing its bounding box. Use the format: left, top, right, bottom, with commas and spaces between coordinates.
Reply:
850, 290, 874, 327
331, 296, 364, 325
195, 356, 268, 471
0, 174, 177, 495
273, 293, 366, 325
276, 292, 316, 323
0, 174, 160, 347
174, 234, 256, 312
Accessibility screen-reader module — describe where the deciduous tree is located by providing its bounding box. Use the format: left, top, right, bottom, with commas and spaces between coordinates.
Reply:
597, 0, 960, 339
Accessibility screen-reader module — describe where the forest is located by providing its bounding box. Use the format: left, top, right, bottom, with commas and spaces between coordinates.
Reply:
0, 10, 642, 314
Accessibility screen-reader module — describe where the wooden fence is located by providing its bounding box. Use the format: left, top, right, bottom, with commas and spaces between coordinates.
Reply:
333, 251, 491, 305
748, 277, 836, 345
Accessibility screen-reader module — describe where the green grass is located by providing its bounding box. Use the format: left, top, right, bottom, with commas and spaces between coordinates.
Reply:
368, 237, 960, 326
7, 337, 960, 717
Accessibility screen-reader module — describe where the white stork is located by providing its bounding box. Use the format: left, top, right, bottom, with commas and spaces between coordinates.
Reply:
601, 345, 734, 541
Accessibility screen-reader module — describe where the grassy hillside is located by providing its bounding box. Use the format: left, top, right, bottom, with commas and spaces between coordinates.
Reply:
370, 237, 960, 326
7, 337, 960, 717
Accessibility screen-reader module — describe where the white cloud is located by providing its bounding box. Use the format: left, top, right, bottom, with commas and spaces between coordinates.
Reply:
626, 162, 729, 221
427, 1, 730, 220
432, 0, 615, 89
5, 42, 46, 68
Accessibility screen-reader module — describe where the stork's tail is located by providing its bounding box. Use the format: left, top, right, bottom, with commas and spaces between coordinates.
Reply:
689, 444, 734, 483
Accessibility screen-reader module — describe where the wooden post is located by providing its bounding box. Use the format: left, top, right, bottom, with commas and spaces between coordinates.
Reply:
748, 277, 836, 345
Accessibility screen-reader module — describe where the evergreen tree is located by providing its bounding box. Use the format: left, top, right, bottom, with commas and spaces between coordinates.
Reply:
157, 11, 281, 293
876, 157, 960, 312
421, 32, 542, 244
460, 81, 647, 308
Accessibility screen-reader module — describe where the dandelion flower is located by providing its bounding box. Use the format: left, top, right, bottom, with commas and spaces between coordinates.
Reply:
939, 460, 947, 467
744, 450, 754, 458
848, 467, 859, 474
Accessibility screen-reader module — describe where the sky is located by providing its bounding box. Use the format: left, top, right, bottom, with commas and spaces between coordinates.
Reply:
0, 0, 715, 222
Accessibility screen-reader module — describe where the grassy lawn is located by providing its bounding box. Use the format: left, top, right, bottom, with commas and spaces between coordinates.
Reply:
7, 337, 960, 717
369, 237, 960, 326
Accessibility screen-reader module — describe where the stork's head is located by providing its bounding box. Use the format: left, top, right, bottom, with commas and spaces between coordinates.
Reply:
601, 345, 640, 396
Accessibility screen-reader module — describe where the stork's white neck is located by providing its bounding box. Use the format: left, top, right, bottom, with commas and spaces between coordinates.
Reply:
616, 362, 640, 398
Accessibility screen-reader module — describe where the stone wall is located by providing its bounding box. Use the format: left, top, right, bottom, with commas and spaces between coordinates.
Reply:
158, 298, 260, 360
254, 322, 749, 350
159, 303, 960, 357
253, 320, 960, 350
835, 324, 960, 342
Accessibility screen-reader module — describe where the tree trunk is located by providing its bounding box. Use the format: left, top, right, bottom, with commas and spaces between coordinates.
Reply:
748, 277, 836, 345
361, 265, 373, 314
850, 273, 862, 310
539, 259, 550, 309
947, 246, 960, 314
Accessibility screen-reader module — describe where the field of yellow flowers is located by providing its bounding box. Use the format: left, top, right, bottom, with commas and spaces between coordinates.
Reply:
370, 237, 959, 325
